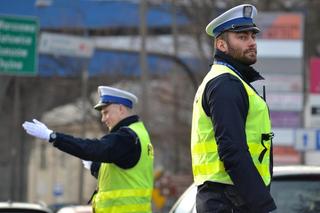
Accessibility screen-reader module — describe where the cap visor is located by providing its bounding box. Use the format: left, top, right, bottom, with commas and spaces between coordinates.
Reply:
229, 26, 260, 33
94, 102, 109, 111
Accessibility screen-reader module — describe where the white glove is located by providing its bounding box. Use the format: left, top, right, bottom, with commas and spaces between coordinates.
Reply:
22, 119, 53, 141
82, 160, 92, 170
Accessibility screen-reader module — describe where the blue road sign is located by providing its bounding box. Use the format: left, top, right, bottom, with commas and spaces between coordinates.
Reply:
295, 129, 317, 151
316, 130, 320, 150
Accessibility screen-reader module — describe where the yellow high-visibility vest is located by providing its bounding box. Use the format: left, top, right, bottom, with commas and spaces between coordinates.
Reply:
191, 64, 272, 186
93, 121, 154, 213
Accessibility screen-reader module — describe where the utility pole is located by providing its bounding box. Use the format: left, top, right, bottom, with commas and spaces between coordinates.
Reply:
140, 0, 149, 123
171, 0, 181, 173
78, 58, 89, 204
11, 77, 23, 201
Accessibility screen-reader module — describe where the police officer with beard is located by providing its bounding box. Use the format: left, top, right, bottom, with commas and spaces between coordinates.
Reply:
191, 4, 277, 213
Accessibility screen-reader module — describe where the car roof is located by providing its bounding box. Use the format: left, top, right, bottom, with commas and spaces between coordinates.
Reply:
0, 202, 52, 212
273, 165, 320, 176
57, 205, 92, 213
178, 165, 320, 189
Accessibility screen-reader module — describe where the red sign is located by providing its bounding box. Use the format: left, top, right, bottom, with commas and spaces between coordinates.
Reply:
273, 146, 301, 165
310, 57, 320, 93
257, 13, 303, 40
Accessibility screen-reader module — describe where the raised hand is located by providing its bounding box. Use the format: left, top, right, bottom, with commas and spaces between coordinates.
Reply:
22, 119, 53, 141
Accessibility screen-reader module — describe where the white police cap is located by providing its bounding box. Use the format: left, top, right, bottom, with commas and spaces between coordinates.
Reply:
94, 86, 138, 110
206, 4, 260, 38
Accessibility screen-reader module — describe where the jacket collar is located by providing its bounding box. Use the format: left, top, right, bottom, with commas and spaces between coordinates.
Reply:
214, 50, 264, 83
110, 115, 139, 132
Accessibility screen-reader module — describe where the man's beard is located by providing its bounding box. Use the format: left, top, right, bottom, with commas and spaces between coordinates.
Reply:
227, 45, 257, 65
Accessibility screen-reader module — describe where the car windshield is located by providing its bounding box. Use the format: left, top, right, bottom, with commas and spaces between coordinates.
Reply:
271, 179, 320, 213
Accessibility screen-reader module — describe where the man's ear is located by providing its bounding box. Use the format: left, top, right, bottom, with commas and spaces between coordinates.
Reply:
119, 104, 129, 115
216, 38, 228, 52
119, 104, 125, 112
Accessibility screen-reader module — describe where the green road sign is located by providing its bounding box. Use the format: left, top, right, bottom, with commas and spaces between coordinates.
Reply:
0, 15, 38, 75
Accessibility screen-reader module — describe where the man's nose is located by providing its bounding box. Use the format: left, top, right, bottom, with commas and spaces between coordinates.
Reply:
101, 116, 106, 123
248, 35, 256, 46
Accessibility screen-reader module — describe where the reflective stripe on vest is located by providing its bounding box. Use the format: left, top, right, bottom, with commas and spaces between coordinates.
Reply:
191, 64, 272, 186
94, 189, 153, 213
93, 121, 154, 213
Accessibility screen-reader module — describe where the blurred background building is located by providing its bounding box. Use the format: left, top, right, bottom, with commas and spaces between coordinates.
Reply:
1, 0, 320, 212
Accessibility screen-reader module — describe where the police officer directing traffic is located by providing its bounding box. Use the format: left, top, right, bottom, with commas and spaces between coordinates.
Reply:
191, 4, 276, 213
22, 86, 154, 213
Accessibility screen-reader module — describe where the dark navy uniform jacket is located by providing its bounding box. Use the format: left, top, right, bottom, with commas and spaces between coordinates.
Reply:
201, 50, 276, 212
52, 115, 142, 177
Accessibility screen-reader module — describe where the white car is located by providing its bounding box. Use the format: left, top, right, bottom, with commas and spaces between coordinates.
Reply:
56, 205, 92, 213
169, 165, 320, 213
0, 202, 52, 213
